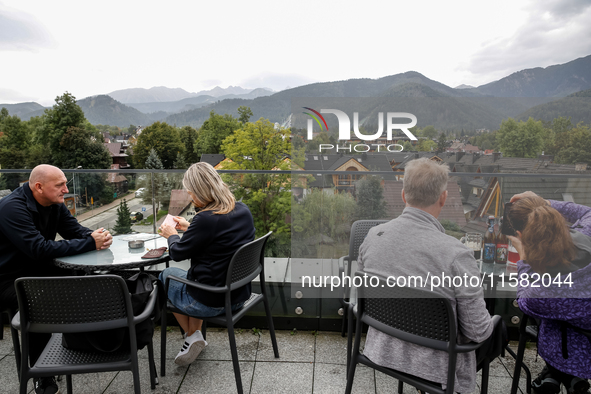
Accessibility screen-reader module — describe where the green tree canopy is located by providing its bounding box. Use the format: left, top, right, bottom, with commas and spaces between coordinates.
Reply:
437, 132, 447, 151
133, 121, 183, 169
41, 92, 86, 153
0, 113, 31, 169
141, 148, 172, 213
420, 125, 438, 139
237, 106, 253, 124
55, 126, 111, 169
291, 188, 357, 257
552, 124, 591, 165
195, 111, 241, 158
496, 117, 545, 158
180, 126, 199, 164
221, 118, 291, 253
355, 176, 387, 220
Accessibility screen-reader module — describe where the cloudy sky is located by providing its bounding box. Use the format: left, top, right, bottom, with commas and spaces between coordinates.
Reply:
1, 0, 590, 105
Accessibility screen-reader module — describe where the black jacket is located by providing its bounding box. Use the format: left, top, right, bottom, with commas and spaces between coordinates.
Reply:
0, 183, 96, 282
167, 202, 256, 307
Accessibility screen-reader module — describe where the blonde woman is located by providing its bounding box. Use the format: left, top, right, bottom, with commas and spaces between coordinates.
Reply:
159, 162, 255, 366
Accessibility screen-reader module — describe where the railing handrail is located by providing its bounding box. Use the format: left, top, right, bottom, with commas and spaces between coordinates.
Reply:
1, 168, 590, 179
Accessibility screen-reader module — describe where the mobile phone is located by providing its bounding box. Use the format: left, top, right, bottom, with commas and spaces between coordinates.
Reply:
501, 202, 515, 236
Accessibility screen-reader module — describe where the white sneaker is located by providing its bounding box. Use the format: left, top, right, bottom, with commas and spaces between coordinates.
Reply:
174, 330, 207, 366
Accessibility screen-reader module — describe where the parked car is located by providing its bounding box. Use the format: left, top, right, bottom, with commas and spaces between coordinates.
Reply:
135, 188, 146, 198
130, 212, 143, 223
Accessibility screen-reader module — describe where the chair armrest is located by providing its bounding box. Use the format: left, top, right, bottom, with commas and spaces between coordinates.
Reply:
166, 274, 228, 294
11, 311, 20, 331
133, 287, 158, 324
456, 314, 504, 353
338, 256, 349, 276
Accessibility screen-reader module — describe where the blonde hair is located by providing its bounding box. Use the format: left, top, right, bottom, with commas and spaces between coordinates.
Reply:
511, 196, 575, 273
182, 162, 235, 215
403, 158, 449, 207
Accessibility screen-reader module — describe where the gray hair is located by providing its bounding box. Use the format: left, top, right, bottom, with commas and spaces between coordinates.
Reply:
182, 162, 235, 215
403, 158, 449, 207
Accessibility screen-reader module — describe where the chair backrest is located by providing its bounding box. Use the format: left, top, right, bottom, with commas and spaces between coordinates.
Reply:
348, 220, 389, 263
227, 231, 272, 290
15, 275, 133, 334
357, 272, 455, 348
355, 271, 460, 390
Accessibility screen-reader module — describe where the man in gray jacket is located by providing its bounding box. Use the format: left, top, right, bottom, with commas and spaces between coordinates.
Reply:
358, 158, 494, 393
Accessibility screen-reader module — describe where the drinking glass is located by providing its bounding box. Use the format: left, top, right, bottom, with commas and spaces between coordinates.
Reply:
465, 233, 483, 261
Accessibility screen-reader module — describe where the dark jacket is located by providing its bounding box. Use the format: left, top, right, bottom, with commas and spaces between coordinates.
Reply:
0, 182, 96, 282
166, 202, 256, 308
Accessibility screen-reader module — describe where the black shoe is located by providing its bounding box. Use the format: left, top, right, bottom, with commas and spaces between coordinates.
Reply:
562, 375, 590, 394
34, 376, 60, 394
532, 365, 561, 394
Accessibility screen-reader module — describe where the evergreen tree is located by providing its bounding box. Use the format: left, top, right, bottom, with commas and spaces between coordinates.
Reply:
173, 151, 188, 169
355, 175, 387, 220
180, 126, 199, 164
437, 132, 447, 151
142, 148, 171, 213
113, 199, 133, 234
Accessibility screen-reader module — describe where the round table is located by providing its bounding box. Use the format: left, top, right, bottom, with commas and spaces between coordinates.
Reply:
54, 234, 170, 274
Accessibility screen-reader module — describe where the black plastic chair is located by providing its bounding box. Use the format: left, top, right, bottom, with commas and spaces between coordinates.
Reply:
346, 271, 502, 394
160, 231, 279, 394
338, 219, 388, 369
2, 307, 21, 378
510, 311, 591, 394
13, 275, 158, 394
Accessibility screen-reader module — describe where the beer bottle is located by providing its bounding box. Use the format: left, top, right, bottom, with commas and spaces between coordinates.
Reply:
495, 217, 509, 264
483, 216, 496, 264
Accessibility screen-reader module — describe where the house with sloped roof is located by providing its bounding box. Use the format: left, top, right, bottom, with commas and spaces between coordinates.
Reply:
383, 179, 467, 227
303, 153, 394, 193
104, 142, 130, 169
156, 189, 196, 227
200, 154, 227, 169
106, 164, 129, 194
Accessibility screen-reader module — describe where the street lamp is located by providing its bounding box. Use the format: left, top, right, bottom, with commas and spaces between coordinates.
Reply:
73, 166, 82, 217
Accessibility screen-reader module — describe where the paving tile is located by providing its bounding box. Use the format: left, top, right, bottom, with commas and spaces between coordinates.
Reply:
315, 331, 364, 365
0, 326, 16, 356
313, 363, 374, 394
57, 371, 118, 394
487, 376, 526, 394
140, 325, 185, 360
375, 371, 426, 394
153, 325, 259, 364
104, 357, 184, 394
257, 329, 315, 362
0, 355, 33, 393
198, 327, 260, 361
178, 360, 255, 394
250, 361, 313, 394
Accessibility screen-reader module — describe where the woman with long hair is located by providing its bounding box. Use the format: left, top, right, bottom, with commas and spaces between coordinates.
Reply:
158, 162, 255, 366
508, 191, 591, 394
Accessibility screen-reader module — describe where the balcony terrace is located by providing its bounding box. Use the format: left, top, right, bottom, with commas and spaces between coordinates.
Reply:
1, 166, 589, 393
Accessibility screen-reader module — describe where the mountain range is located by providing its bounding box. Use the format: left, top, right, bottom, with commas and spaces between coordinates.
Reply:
2, 54, 591, 129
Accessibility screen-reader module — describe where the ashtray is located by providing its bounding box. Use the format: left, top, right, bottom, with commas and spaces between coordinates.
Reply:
128, 240, 145, 249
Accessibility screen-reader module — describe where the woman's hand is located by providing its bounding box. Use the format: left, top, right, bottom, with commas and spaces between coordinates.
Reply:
173, 216, 190, 231
159, 223, 178, 239
508, 235, 526, 261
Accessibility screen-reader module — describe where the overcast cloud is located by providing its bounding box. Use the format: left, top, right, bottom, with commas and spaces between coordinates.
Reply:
0, 0, 589, 105
461, 0, 591, 83
0, 3, 54, 51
